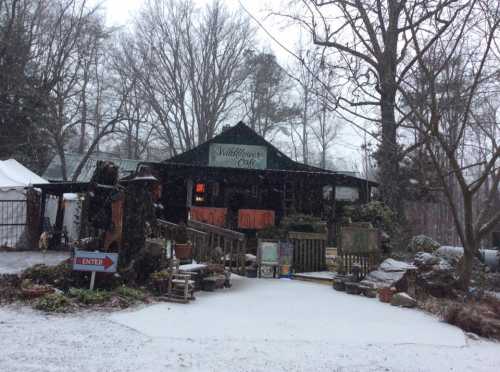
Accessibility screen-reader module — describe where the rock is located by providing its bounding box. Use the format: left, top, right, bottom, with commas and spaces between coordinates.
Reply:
408, 235, 440, 253
414, 252, 441, 269
465, 332, 480, 341
361, 258, 415, 291
390, 292, 417, 308
414, 252, 458, 297
379, 259, 416, 272
436, 246, 463, 265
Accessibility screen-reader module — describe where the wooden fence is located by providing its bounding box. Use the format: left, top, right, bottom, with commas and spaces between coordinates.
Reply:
338, 225, 381, 279
288, 231, 327, 273
338, 253, 379, 279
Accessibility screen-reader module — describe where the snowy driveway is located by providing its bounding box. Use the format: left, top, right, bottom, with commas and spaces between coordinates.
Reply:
1, 276, 500, 371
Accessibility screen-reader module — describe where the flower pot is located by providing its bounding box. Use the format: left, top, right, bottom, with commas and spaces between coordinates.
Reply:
378, 287, 396, 303
152, 278, 169, 294
174, 242, 192, 260
21, 286, 55, 299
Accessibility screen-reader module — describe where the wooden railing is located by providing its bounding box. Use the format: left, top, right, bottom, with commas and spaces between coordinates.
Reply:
155, 219, 247, 274
288, 231, 327, 273
188, 220, 246, 274
156, 219, 208, 260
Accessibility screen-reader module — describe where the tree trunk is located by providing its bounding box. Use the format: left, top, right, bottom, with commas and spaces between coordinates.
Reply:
378, 83, 402, 216
459, 244, 474, 290
302, 87, 309, 165
459, 192, 476, 290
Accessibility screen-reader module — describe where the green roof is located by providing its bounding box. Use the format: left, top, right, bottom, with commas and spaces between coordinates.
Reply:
43, 152, 142, 182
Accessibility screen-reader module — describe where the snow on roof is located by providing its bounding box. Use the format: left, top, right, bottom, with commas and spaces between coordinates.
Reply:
0, 159, 47, 190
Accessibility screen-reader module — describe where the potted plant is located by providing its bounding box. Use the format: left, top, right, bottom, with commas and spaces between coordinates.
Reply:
20, 279, 55, 299
150, 270, 169, 294
172, 224, 192, 260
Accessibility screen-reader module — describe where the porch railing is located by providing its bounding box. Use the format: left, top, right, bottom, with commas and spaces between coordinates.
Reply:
188, 219, 246, 274
156, 219, 208, 258
155, 219, 247, 274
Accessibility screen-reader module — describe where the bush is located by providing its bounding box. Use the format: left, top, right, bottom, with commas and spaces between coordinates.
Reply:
22, 262, 71, 284
344, 201, 397, 232
281, 214, 325, 233
21, 261, 88, 290
68, 288, 111, 305
441, 295, 500, 340
34, 293, 71, 313
115, 286, 148, 302
256, 225, 287, 240
408, 235, 440, 253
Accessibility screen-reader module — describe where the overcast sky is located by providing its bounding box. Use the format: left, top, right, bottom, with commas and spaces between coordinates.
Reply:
99, 0, 366, 171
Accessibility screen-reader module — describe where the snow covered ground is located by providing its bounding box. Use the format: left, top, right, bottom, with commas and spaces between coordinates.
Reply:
1, 276, 500, 371
0, 251, 70, 274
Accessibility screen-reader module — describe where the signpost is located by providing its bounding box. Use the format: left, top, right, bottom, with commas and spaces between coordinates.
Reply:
73, 250, 118, 290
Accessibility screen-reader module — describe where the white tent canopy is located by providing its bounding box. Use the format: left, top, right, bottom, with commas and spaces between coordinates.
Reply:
0, 159, 48, 248
0, 159, 47, 190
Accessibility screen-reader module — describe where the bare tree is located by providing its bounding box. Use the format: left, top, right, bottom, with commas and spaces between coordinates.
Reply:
401, 0, 500, 288
123, 0, 254, 155
278, 0, 466, 215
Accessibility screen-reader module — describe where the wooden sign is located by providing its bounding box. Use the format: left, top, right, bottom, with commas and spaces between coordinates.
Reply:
238, 209, 275, 229
190, 206, 227, 227
340, 226, 379, 254
209, 143, 267, 169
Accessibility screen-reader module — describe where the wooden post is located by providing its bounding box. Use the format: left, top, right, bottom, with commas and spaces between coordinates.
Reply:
186, 179, 193, 208
89, 271, 96, 290
39, 190, 47, 235
52, 194, 65, 249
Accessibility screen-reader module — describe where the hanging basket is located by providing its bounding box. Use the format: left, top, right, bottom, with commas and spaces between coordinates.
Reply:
174, 243, 192, 260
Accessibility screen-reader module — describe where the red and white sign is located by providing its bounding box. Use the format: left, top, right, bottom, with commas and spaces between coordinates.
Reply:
73, 250, 118, 273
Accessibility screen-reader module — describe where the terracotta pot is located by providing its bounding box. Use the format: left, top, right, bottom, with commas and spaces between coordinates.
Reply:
21, 286, 55, 299
174, 242, 192, 260
378, 287, 396, 303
